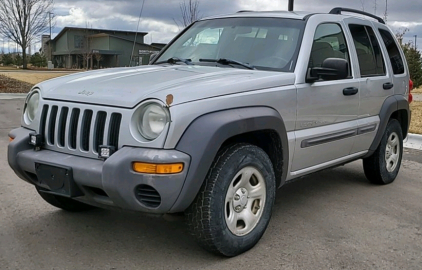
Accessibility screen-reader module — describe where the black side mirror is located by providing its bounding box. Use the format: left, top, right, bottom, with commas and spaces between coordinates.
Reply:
307, 58, 349, 82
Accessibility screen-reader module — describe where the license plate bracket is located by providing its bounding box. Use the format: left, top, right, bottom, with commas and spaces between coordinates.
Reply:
35, 162, 83, 198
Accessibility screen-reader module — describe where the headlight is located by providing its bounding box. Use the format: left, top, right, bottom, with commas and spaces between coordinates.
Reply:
24, 92, 40, 124
138, 103, 169, 140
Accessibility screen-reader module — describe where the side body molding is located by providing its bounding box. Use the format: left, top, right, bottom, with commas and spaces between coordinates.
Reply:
170, 107, 289, 213
365, 95, 410, 157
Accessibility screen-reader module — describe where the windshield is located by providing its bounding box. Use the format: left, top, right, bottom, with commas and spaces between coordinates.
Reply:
155, 17, 305, 72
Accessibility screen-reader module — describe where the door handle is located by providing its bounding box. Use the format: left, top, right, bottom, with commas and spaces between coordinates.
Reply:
343, 87, 359, 96
383, 82, 394, 90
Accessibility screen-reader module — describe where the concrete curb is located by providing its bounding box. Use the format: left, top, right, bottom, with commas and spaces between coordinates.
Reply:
404, 133, 422, 151
0, 93, 27, 99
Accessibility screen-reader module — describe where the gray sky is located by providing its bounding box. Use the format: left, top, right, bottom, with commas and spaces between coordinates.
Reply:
1, 0, 422, 52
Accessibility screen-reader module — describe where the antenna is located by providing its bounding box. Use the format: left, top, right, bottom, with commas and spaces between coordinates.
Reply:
130, 0, 146, 67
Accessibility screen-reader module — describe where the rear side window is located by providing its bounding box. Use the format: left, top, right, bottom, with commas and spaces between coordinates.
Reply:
378, 29, 405, 74
349, 24, 386, 77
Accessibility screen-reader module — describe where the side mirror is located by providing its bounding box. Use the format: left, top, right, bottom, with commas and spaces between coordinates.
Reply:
307, 58, 349, 82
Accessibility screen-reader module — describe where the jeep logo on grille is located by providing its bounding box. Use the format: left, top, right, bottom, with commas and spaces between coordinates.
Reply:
78, 90, 94, 96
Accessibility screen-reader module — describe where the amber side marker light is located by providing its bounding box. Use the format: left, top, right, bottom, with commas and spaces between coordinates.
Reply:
133, 162, 184, 174
9, 136, 14, 142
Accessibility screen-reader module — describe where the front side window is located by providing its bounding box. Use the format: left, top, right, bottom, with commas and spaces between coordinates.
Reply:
349, 24, 386, 77
309, 23, 351, 78
378, 29, 405, 74
155, 18, 305, 72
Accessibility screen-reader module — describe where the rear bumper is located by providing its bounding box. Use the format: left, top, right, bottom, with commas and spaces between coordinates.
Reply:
8, 127, 191, 214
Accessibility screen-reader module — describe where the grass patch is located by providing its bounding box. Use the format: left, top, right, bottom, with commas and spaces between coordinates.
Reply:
410, 101, 422, 134
0, 75, 33, 93
0, 71, 73, 85
413, 86, 422, 94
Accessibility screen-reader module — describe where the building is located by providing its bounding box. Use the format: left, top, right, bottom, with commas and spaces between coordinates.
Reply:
44, 27, 163, 69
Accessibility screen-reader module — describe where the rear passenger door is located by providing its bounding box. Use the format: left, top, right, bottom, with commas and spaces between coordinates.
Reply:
344, 19, 392, 153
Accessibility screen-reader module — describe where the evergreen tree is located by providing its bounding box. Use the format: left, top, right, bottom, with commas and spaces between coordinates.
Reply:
402, 44, 422, 88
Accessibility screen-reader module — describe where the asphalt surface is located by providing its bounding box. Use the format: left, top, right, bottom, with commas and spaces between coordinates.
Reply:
1, 98, 421, 270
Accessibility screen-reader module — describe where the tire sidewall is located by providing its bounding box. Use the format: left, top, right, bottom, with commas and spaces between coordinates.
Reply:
209, 145, 276, 256
377, 120, 403, 184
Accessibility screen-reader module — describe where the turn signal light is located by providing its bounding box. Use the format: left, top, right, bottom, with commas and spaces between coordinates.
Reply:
132, 162, 184, 174
9, 136, 14, 142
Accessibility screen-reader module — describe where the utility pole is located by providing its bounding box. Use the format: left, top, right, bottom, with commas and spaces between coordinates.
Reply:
288, 0, 294, 11
48, 12, 53, 62
415, 35, 417, 49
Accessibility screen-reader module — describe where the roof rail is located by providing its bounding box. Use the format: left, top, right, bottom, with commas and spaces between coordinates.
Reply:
329, 7, 385, 24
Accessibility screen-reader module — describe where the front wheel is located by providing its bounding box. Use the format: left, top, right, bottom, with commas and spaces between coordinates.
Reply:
185, 144, 276, 257
363, 119, 403, 185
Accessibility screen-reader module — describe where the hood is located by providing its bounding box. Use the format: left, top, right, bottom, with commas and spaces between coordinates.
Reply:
37, 65, 296, 108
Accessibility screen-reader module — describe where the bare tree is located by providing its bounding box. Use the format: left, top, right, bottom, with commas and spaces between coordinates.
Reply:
0, 0, 54, 69
360, 0, 365, 11
94, 53, 102, 69
178, 0, 201, 28
395, 28, 409, 46
383, 0, 388, 22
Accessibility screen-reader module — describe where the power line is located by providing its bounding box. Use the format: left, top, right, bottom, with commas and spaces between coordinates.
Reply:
130, 0, 146, 67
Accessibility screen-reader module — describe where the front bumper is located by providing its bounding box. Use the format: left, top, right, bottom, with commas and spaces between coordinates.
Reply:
8, 128, 191, 214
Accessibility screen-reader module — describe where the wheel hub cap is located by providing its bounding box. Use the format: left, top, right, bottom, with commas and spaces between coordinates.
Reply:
224, 166, 266, 236
233, 188, 249, 213
385, 132, 400, 173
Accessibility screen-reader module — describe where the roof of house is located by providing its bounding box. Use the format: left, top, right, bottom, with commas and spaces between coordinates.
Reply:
53, 27, 148, 42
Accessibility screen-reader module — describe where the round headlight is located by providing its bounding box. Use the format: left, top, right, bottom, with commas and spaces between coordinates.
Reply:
24, 92, 40, 124
138, 103, 169, 140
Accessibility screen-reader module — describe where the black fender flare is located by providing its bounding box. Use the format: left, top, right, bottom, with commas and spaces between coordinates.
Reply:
365, 95, 410, 157
170, 106, 289, 213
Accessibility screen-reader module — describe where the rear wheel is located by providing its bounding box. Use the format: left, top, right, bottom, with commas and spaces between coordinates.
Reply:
36, 187, 96, 212
186, 144, 276, 257
363, 119, 403, 185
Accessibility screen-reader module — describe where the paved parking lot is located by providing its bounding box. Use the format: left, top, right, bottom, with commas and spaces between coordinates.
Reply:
1, 98, 422, 269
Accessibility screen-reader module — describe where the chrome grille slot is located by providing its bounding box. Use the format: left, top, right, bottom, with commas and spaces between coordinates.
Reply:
48, 106, 58, 145
108, 113, 122, 149
81, 110, 93, 152
39, 102, 123, 159
68, 108, 80, 149
94, 111, 107, 153
57, 107, 69, 147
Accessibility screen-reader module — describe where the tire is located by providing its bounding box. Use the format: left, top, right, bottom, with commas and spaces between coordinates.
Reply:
185, 143, 276, 257
363, 119, 403, 185
36, 187, 96, 212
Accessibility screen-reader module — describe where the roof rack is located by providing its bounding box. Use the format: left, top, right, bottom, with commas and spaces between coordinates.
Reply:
237, 10, 253, 13
329, 7, 385, 24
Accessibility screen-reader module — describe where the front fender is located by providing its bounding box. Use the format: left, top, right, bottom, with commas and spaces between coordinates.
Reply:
169, 106, 288, 213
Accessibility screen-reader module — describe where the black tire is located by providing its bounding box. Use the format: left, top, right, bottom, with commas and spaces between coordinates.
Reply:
185, 143, 276, 257
363, 119, 403, 185
36, 187, 96, 212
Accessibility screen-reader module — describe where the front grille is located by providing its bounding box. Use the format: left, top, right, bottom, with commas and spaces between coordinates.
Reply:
135, 185, 161, 208
40, 104, 122, 157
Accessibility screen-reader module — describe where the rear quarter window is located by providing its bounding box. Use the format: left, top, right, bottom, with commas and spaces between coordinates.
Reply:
378, 29, 405, 74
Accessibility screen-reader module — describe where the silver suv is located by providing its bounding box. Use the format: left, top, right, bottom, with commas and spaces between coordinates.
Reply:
8, 8, 412, 256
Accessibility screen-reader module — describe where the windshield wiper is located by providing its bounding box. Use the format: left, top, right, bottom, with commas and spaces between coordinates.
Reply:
155, 57, 193, 65
199, 58, 255, 70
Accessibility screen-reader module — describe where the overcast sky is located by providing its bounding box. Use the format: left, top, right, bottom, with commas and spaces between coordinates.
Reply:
1, 0, 421, 53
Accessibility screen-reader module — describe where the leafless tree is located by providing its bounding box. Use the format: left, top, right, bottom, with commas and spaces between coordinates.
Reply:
94, 53, 102, 69
80, 23, 92, 69
383, 0, 388, 22
0, 0, 54, 69
177, 0, 202, 28
395, 28, 409, 46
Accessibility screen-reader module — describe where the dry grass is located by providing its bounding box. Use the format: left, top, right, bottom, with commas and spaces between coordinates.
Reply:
0, 75, 33, 93
0, 71, 73, 85
413, 86, 422, 94
409, 101, 422, 134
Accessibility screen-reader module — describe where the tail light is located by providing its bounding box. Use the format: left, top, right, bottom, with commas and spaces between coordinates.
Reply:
409, 79, 413, 104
